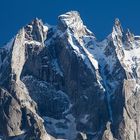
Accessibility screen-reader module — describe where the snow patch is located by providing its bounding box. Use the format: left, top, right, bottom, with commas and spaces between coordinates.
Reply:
24, 40, 42, 46
44, 114, 77, 140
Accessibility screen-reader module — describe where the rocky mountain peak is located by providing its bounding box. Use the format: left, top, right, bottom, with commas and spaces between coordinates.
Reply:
112, 18, 123, 38
58, 11, 95, 40
114, 18, 121, 26
111, 18, 125, 50
125, 28, 134, 43
24, 18, 48, 42
58, 11, 83, 29
30, 17, 43, 27
57, 11, 90, 37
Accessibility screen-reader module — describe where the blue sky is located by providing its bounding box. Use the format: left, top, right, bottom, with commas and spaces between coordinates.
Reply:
0, 0, 140, 46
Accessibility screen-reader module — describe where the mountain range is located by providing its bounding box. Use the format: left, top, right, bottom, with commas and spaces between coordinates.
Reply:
0, 11, 140, 140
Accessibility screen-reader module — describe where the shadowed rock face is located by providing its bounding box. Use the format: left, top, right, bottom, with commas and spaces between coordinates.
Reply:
0, 11, 140, 140
0, 88, 22, 137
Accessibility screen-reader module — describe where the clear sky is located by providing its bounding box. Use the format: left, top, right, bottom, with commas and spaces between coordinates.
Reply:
0, 0, 140, 46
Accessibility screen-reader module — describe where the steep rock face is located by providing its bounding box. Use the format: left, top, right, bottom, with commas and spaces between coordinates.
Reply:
19, 12, 108, 139
0, 11, 140, 140
0, 19, 53, 140
0, 88, 22, 137
110, 21, 140, 140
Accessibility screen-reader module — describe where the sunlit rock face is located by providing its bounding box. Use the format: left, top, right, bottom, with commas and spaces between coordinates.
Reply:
0, 11, 140, 140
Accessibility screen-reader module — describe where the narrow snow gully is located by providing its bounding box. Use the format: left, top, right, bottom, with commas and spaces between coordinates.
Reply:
100, 63, 113, 123
77, 34, 114, 124
83, 40, 114, 124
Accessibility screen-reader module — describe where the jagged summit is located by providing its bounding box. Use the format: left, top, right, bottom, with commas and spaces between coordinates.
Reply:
24, 18, 48, 42
112, 18, 135, 42
125, 28, 134, 42
57, 11, 95, 37
58, 11, 83, 30
114, 18, 121, 26
112, 18, 124, 38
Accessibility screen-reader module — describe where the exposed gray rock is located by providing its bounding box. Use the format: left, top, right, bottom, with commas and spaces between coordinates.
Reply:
0, 87, 22, 138
102, 122, 114, 140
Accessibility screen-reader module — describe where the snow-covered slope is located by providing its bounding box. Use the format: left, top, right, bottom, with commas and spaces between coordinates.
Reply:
0, 11, 140, 140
